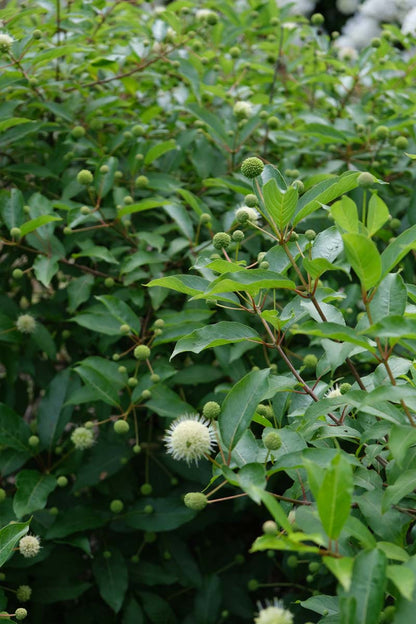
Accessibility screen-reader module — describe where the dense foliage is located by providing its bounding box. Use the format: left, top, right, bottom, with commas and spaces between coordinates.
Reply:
1, 1, 416, 623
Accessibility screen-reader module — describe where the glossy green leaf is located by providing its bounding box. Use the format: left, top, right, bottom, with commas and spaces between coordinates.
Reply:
342, 233, 382, 290
0, 403, 31, 452
363, 316, 416, 339
147, 274, 208, 296
19, 215, 61, 237
219, 369, 270, 450
171, 321, 260, 358
369, 273, 407, 323
95, 295, 141, 333
33, 255, 60, 287
317, 453, 353, 539
331, 196, 359, 232
387, 565, 415, 601
0, 188, 24, 229
120, 497, 196, 531
366, 194, 389, 236
340, 549, 387, 624
381, 224, 416, 277
302, 256, 338, 279
197, 270, 296, 298
37, 369, 73, 448
92, 548, 128, 613
291, 321, 376, 351
262, 178, 298, 230
323, 556, 354, 591
394, 556, 416, 622
144, 139, 177, 164
0, 117, 32, 132
389, 425, 416, 467
74, 357, 125, 407
0, 520, 30, 567
294, 171, 360, 225
13, 470, 57, 518
117, 198, 170, 217
382, 469, 416, 512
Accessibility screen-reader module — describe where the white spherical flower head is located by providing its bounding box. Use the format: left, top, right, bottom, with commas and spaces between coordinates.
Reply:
164, 414, 216, 464
233, 101, 253, 119
16, 314, 36, 334
0, 32, 14, 52
325, 384, 342, 399
19, 535, 41, 558
71, 426, 94, 450
255, 600, 294, 624
235, 206, 259, 224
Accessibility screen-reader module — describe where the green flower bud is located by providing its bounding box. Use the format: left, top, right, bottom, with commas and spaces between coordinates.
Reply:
371, 37, 381, 48
213, 232, 231, 250
229, 46, 240, 58
395, 136, 408, 150
267, 116, 280, 129
184, 492, 208, 511
144, 504, 153, 514
131, 554, 139, 563
232, 230, 244, 242
110, 499, 124, 513
71, 126, 85, 139
103, 550, 112, 559
202, 401, 221, 419
15, 608, 28, 620
132, 124, 145, 136
120, 324, 130, 334
112, 353, 120, 361
244, 194, 258, 207
57, 476, 68, 487
303, 354, 318, 369
340, 382, 352, 394
306, 574, 314, 583
80, 205, 90, 215
118, 366, 127, 374
134, 345, 151, 360
10, 227, 21, 238
144, 531, 156, 543
150, 373, 160, 383
135, 175, 149, 188
309, 561, 320, 572
200, 213, 211, 224
256, 404, 273, 418
133, 444, 141, 454
140, 483, 152, 495
241, 157, 264, 179
289, 231, 298, 241
292, 179, 304, 193
12, 268, 23, 279
141, 389, 151, 400
104, 277, 115, 288
28, 435, 39, 448
247, 579, 259, 591
154, 319, 165, 328
358, 172, 376, 188
262, 520, 278, 535
259, 261, 269, 270
390, 218, 401, 230
0, 488, 6, 502
16, 585, 32, 602
124, 195, 133, 205
287, 555, 298, 568
263, 431, 282, 451
114, 420, 130, 434
33, 29, 42, 39
123, 131, 132, 140
375, 125, 389, 140
77, 169, 93, 185
311, 13, 324, 26
305, 229, 316, 241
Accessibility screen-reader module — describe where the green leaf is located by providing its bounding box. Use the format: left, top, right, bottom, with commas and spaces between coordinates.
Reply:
394, 556, 416, 622
377, 542, 410, 562
71, 304, 126, 335
311, 226, 344, 262
0, 188, 24, 229
323, 556, 354, 591
342, 233, 382, 290
144, 139, 177, 164
219, 369, 270, 450
37, 369, 73, 449
140, 590, 176, 624
258, 489, 293, 533
171, 321, 260, 358
236, 463, 266, 503
387, 565, 415, 601
341, 549, 387, 624
120, 497, 196, 531
123, 598, 145, 624
366, 194, 389, 236
0, 117, 32, 132
33, 255, 60, 287
194, 575, 222, 624
382, 469, 416, 512
389, 425, 416, 467
197, 270, 296, 298
72, 246, 119, 264
95, 295, 141, 334
46, 506, 106, 539
13, 470, 57, 518
302, 256, 339, 279
294, 171, 360, 225
147, 275, 208, 296
117, 198, 170, 218
262, 178, 298, 230
92, 548, 128, 613
363, 316, 416, 340
98, 156, 118, 198
381, 224, 416, 277
0, 520, 30, 567
67, 274, 94, 312
19, 215, 61, 237
331, 196, 359, 232
0, 403, 31, 452
74, 358, 125, 408
369, 273, 407, 324
291, 321, 376, 351
316, 454, 353, 539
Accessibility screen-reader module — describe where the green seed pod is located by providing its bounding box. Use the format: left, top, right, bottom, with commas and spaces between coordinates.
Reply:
15, 608, 28, 621
141, 389, 151, 400
71, 126, 85, 139
202, 401, 221, 419
77, 169, 93, 185
140, 483, 152, 496
150, 373, 160, 383
340, 382, 352, 394
28, 435, 39, 448
120, 324, 130, 334
134, 345, 151, 360
311, 13, 324, 26
305, 229, 316, 241
184, 492, 208, 511
57, 476, 68, 487
213, 232, 231, 250
375, 125, 389, 140
135, 175, 149, 188
259, 261, 269, 270
303, 354, 318, 369
110, 499, 124, 513
12, 268, 24, 279
232, 230, 245, 242
132, 124, 145, 136
104, 277, 115, 288
395, 136, 408, 150
128, 377, 138, 387
263, 431, 282, 451
113, 420, 130, 434
144, 504, 153, 514
267, 116, 280, 129
241, 157, 264, 179
247, 579, 259, 591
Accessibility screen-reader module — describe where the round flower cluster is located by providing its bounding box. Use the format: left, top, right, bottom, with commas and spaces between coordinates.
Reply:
16, 314, 36, 334
19, 535, 41, 558
164, 414, 216, 464
233, 101, 253, 119
71, 426, 94, 450
254, 600, 294, 624
0, 32, 13, 52
16, 585, 32, 602
235, 206, 259, 225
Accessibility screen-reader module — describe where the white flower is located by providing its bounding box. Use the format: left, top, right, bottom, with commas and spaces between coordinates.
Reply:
0, 32, 13, 52
16, 314, 36, 334
342, 14, 381, 48
337, 0, 359, 15
325, 384, 342, 399
235, 206, 259, 224
71, 426, 94, 450
233, 100, 253, 118
19, 535, 41, 558
360, 0, 399, 21
196, 8, 215, 20
255, 600, 294, 624
164, 414, 216, 464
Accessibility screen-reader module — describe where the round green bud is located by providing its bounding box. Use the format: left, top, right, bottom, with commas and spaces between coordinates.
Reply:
263, 431, 282, 451
123, 131, 132, 140
10, 227, 21, 238
103, 550, 112, 559
141, 389, 151, 400
202, 401, 221, 419
144, 504, 153, 514
77, 169, 93, 185
154, 319, 165, 328
234, 554, 245, 564
292, 179, 304, 193
55, 446, 62, 455
303, 354, 318, 369
120, 324, 130, 334
71, 126, 85, 139
135, 175, 149, 188
241, 157, 264, 179
131, 554, 139, 563
99, 164, 109, 174
33, 29, 42, 39
262, 520, 278, 535
267, 116, 280, 129
140, 483, 152, 495
0, 488, 6, 502
0, 572, 6, 580
144, 531, 156, 543
104, 277, 115, 288
229, 46, 240, 58
200, 213, 211, 224
311, 13, 324, 26
114, 170, 123, 179
358, 172, 376, 188
305, 229, 316, 241
390, 218, 401, 230
114, 420, 130, 434
270, 363, 278, 373
247, 579, 259, 591
244, 194, 258, 207
132, 124, 145, 136
150, 373, 160, 383
80, 205, 90, 215
287, 555, 298, 568
12, 268, 23, 279
112, 353, 120, 361
154, 328, 163, 336
124, 195, 133, 205
127, 377, 137, 387
57, 476, 68, 487
16, 585, 32, 602
15, 608, 28, 621
309, 561, 320, 572
133, 444, 141, 454
259, 261, 269, 270
184, 492, 208, 511
289, 231, 298, 241
375, 125, 389, 140
213, 232, 231, 250
28, 435, 39, 448
63, 226, 72, 235
256, 404, 273, 418
306, 574, 314, 583
232, 230, 245, 243
118, 366, 127, 375
340, 382, 352, 394
134, 345, 151, 360
371, 37, 381, 48
49, 506, 59, 515
110, 499, 124, 513
395, 136, 408, 150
